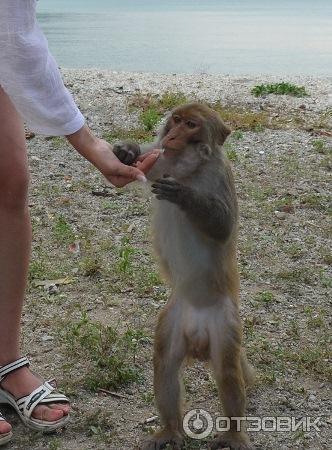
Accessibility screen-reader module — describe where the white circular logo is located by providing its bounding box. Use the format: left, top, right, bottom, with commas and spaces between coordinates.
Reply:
183, 409, 214, 439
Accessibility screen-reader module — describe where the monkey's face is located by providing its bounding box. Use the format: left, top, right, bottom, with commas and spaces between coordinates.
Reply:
161, 113, 203, 152
161, 103, 231, 155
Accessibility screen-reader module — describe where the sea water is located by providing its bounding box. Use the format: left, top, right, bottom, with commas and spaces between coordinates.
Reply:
37, 0, 332, 75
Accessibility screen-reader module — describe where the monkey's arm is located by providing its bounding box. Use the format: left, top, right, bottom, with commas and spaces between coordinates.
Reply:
152, 178, 236, 241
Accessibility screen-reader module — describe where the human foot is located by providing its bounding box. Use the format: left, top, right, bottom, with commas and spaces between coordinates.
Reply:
0, 413, 12, 446
0, 358, 69, 430
0, 417, 11, 435
1, 366, 69, 422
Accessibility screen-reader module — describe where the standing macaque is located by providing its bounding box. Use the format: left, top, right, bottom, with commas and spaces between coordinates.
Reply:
114, 103, 254, 450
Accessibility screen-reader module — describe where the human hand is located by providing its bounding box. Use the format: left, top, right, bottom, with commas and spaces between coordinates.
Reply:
66, 125, 160, 187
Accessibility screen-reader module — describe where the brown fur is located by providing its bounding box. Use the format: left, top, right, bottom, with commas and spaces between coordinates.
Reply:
114, 103, 254, 450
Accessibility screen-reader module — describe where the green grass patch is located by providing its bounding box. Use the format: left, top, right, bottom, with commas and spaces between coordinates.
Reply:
254, 291, 275, 304
232, 130, 244, 140
103, 128, 154, 144
277, 267, 316, 285
73, 408, 114, 443
140, 107, 162, 131
312, 139, 330, 154
117, 237, 135, 274
158, 92, 189, 110
224, 143, 238, 161
127, 91, 190, 133
61, 312, 145, 391
130, 91, 188, 114
53, 215, 75, 244
251, 82, 308, 97
214, 103, 269, 131
29, 259, 48, 281
48, 439, 62, 450
300, 193, 330, 211
47, 136, 64, 148
80, 256, 102, 277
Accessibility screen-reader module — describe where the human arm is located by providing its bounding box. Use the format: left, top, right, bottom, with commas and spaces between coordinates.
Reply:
0, 1, 158, 186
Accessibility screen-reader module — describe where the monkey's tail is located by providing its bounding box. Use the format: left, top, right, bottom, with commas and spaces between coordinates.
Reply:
241, 350, 255, 387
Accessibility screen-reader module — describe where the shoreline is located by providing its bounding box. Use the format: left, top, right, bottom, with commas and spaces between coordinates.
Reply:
61, 68, 332, 80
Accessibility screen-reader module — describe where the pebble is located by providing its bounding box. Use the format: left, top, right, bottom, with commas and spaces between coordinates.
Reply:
47, 284, 59, 295
274, 210, 287, 219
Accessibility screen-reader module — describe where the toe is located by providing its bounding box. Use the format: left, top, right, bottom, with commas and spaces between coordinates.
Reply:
49, 403, 70, 416
32, 405, 64, 422
0, 420, 12, 435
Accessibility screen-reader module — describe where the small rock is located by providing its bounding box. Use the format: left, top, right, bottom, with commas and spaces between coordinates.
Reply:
274, 210, 287, 219
25, 131, 35, 140
280, 204, 295, 214
42, 335, 54, 342
47, 284, 59, 295
308, 394, 316, 401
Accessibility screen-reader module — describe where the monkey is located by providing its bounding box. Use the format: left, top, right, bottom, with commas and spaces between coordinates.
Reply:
113, 103, 255, 450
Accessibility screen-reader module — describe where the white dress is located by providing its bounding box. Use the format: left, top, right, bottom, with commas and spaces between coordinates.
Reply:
0, 0, 85, 136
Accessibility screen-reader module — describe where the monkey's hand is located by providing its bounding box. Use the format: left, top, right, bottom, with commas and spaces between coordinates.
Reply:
151, 177, 191, 206
113, 141, 141, 165
152, 177, 235, 241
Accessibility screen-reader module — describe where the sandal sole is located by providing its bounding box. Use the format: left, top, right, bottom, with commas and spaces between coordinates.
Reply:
0, 431, 13, 446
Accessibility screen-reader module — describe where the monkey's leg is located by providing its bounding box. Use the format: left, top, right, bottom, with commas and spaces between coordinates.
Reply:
209, 314, 253, 450
141, 306, 186, 450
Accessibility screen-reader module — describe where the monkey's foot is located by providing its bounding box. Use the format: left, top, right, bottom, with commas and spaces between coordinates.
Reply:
210, 431, 253, 450
140, 429, 183, 450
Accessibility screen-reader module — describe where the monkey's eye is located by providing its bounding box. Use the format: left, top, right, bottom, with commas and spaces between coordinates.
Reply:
173, 115, 181, 124
186, 120, 197, 129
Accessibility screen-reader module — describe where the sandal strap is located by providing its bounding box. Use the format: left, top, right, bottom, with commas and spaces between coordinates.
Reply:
0, 413, 5, 421
0, 357, 30, 382
20, 382, 54, 419
15, 381, 68, 419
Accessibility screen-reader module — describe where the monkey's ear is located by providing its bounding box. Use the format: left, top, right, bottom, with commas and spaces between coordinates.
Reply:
216, 118, 231, 146
158, 114, 172, 139
198, 143, 213, 160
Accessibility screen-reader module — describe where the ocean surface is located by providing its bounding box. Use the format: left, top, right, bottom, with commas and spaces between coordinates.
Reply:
37, 0, 332, 75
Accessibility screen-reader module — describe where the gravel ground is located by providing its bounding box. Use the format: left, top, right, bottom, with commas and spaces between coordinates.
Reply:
2, 71, 331, 450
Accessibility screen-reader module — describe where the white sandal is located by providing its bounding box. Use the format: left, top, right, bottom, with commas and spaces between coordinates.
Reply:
0, 412, 12, 446
0, 357, 69, 432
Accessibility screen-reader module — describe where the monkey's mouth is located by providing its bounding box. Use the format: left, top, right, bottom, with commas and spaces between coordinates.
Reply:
162, 139, 184, 152
162, 148, 178, 158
